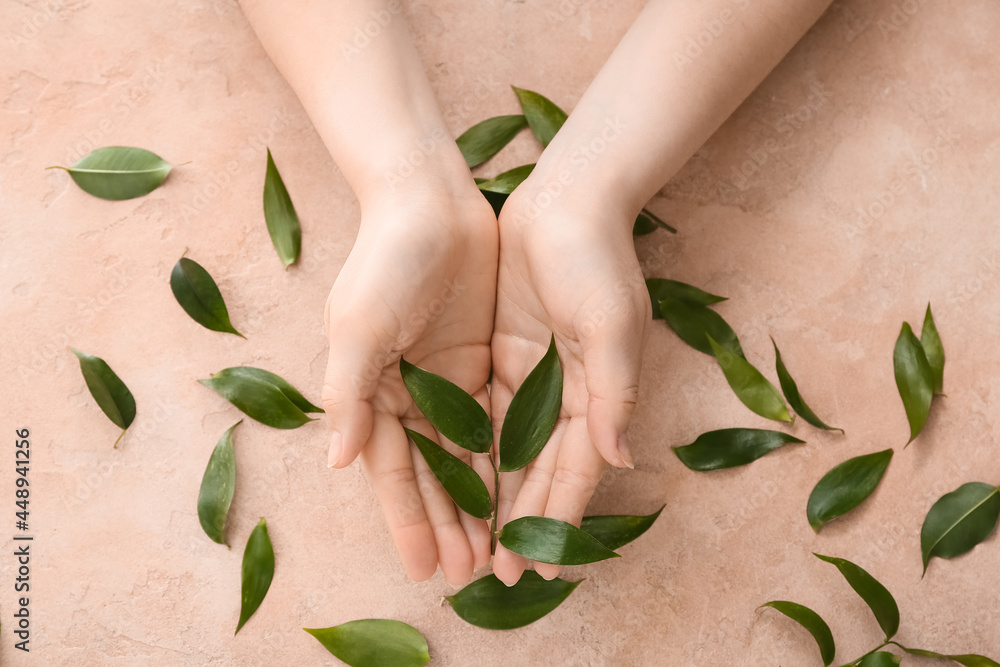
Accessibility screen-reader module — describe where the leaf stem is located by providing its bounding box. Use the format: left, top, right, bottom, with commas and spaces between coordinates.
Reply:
834, 640, 890, 667
113, 427, 127, 448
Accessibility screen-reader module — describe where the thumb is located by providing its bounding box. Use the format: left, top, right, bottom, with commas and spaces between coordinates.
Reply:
322, 320, 383, 469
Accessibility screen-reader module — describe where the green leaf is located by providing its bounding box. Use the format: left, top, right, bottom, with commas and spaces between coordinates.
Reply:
893, 322, 934, 444
858, 651, 901, 667
512, 87, 568, 147
71, 348, 136, 446
237, 517, 274, 634
498, 336, 563, 472
457, 114, 528, 168
806, 449, 894, 532
761, 601, 835, 666
813, 554, 899, 640
404, 429, 492, 520
209, 366, 323, 414
898, 646, 1000, 667
446, 571, 581, 629
579, 506, 664, 550
49, 146, 171, 200
499, 516, 620, 565
920, 482, 1000, 575
304, 620, 430, 667
476, 163, 535, 194
633, 208, 677, 236
773, 338, 842, 433
199, 371, 315, 430
170, 256, 245, 338
198, 421, 241, 546
263, 148, 302, 269
708, 336, 791, 422
400, 358, 491, 453
659, 298, 744, 357
480, 189, 509, 217
673, 428, 804, 471
646, 278, 726, 319
920, 303, 945, 395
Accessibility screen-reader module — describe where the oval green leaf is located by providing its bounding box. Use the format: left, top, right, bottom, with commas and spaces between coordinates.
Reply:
198, 421, 241, 546
659, 298, 743, 357
263, 148, 302, 269
457, 114, 528, 168
71, 348, 136, 447
50, 146, 171, 200
405, 429, 492, 519
773, 338, 842, 433
813, 553, 899, 640
807, 449, 894, 533
211, 366, 323, 414
920, 303, 945, 395
512, 86, 568, 147
894, 322, 933, 444
446, 571, 581, 630
673, 428, 804, 471
920, 482, 1000, 575
499, 516, 619, 565
400, 358, 491, 453
579, 506, 664, 550
304, 619, 430, 667
646, 278, 726, 319
199, 373, 314, 429
899, 646, 1000, 667
498, 336, 563, 472
858, 651, 901, 667
170, 256, 244, 338
708, 336, 791, 422
237, 517, 274, 634
633, 208, 677, 236
761, 601, 835, 666
476, 163, 536, 194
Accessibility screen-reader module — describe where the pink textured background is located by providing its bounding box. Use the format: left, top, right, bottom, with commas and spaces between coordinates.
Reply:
2, 0, 999, 664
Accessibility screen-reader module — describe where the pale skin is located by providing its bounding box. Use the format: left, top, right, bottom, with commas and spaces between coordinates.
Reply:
239, 0, 833, 587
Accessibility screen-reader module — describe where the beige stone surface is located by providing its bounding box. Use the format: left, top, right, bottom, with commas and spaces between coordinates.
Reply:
2, 0, 999, 664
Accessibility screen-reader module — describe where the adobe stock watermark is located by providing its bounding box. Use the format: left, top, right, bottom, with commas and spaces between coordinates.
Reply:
6, 0, 71, 48
339, 0, 405, 62
672, 0, 751, 72
876, 0, 929, 39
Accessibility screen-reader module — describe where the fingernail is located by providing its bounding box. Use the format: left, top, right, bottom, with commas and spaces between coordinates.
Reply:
618, 432, 634, 469
327, 430, 343, 468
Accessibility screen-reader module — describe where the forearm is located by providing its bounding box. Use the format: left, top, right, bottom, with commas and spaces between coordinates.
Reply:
526, 0, 833, 224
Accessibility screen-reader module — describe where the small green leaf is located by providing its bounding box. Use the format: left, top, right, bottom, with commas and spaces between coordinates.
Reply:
773, 338, 843, 433
498, 336, 563, 472
71, 348, 136, 446
198, 421, 241, 546
858, 651, 901, 667
170, 256, 245, 338
446, 571, 581, 630
920, 482, 1000, 575
893, 322, 934, 444
708, 336, 791, 422
480, 189, 508, 217
211, 366, 324, 414
760, 601, 836, 666
457, 114, 528, 168
920, 303, 945, 395
898, 646, 1000, 667
807, 449, 894, 532
50, 146, 171, 200
512, 87, 567, 147
633, 208, 677, 236
237, 517, 274, 634
400, 358, 491, 453
646, 279, 726, 319
673, 428, 804, 471
263, 148, 302, 269
200, 371, 315, 429
579, 506, 664, 550
813, 554, 899, 640
499, 516, 619, 565
405, 429, 492, 519
304, 620, 430, 667
476, 163, 535, 194
659, 298, 743, 357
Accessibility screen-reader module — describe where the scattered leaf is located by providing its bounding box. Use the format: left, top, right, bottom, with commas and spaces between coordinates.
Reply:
499, 516, 619, 565
659, 297, 744, 357
920, 482, 1000, 575
897, 646, 999, 667
480, 189, 508, 217
304, 620, 430, 667
400, 358, 491, 453
920, 303, 945, 395
893, 322, 933, 444
858, 651, 901, 667
71, 348, 136, 447
498, 336, 562, 472
807, 449, 894, 532
170, 256, 245, 338
209, 366, 323, 414
237, 517, 274, 634
708, 336, 791, 422
445, 572, 581, 629
673, 428, 804, 471
457, 114, 528, 168
773, 338, 842, 433
263, 148, 302, 269
199, 370, 316, 429
761, 600, 836, 666
633, 208, 677, 236
646, 278, 726, 319
512, 87, 567, 147
476, 163, 535, 194
813, 553, 899, 640
49, 146, 171, 200
579, 506, 664, 550
198, 421, 241, 546
404, 429, 492, 520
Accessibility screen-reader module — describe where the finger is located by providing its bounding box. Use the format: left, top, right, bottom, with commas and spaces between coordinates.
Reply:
322, 318, 382, 469
359, 413, 438, 582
